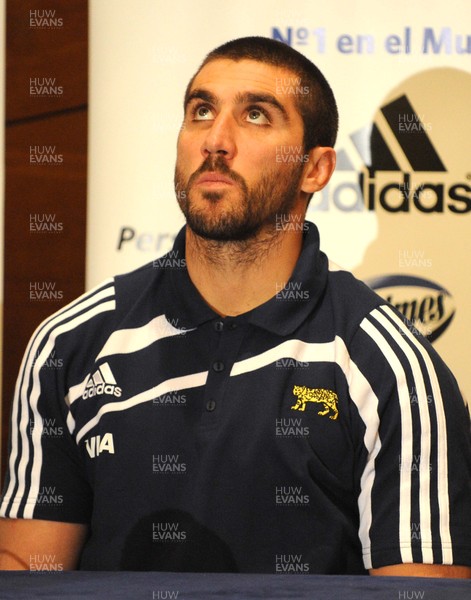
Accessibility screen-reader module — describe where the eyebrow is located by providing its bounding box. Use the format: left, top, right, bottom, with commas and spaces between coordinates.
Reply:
184, 88, 290, 121
235, 92, 290, 120
185, 88, 217, 109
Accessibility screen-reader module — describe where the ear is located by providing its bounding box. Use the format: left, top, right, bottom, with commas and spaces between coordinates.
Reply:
300, 147, 336, 195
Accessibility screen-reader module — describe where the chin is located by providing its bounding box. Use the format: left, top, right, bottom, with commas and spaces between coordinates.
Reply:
188, 220, 261, 243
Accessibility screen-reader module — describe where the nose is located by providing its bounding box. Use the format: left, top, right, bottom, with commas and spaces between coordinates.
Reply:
201, 112, 236, 160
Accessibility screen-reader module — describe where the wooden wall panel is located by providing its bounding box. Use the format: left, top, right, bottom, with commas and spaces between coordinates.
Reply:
6, 1, 87, 121
2, 1, 88, 479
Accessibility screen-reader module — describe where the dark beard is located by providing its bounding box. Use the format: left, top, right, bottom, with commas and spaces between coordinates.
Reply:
174, 154, 304, 242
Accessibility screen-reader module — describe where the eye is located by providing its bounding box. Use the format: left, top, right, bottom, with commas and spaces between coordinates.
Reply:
246, 108, 270, 125
193, 105, 214, 121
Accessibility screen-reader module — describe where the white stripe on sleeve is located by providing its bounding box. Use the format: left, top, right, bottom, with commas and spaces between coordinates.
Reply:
1, 281, 115, 519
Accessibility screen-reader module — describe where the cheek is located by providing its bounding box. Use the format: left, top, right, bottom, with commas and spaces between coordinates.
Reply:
177, 130, 192, 154
177, 136, 201, 169
176, 135, 185, 159
248, 148, 281, 175
238, 139, 275, 166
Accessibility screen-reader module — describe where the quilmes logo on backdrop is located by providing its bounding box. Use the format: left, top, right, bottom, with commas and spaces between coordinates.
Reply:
366, 275, 455, 342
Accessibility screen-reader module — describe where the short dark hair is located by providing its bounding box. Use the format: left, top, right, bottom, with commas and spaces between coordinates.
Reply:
185, 36, 338, 150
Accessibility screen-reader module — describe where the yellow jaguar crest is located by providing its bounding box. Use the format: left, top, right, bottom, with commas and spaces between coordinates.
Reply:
291, 385, 339, 420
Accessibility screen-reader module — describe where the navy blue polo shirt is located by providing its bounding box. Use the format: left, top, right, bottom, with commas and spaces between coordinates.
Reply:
2, 222, 471, 573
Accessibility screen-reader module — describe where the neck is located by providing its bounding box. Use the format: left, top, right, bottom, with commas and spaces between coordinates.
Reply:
185, 224, 305, 317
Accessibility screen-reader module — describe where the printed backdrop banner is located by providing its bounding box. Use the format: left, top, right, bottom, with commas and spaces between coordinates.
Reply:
88, 0, 471, 403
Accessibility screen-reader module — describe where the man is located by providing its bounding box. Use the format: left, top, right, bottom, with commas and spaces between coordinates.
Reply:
1, 36, 470, 576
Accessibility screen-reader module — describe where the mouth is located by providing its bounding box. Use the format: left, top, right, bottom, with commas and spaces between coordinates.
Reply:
195, 172, 235, 186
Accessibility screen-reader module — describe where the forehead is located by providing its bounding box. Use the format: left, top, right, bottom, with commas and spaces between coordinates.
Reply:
189, 58, 301, 110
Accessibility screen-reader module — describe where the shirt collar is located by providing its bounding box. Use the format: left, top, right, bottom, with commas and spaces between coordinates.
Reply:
165, 221, 328, 336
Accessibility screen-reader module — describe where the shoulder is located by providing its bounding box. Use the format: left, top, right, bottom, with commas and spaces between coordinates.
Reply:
29, 257, 169, 362
323, 260, 389, 338
29, 277, 117, 350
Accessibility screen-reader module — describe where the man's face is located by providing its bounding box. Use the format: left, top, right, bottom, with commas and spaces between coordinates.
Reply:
174, 58, 309, 242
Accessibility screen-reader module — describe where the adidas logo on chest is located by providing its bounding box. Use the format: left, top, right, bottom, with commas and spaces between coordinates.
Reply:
82, 362, 122, 400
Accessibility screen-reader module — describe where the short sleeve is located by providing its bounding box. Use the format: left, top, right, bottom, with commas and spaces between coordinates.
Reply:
350, 304, 471, 570
1, 324, 93, 524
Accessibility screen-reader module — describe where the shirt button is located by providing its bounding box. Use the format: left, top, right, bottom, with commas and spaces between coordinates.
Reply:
228, 322, 237, 330
214, 320, 224, 332
213, 361, 225, 372
206, 399, 216, 411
